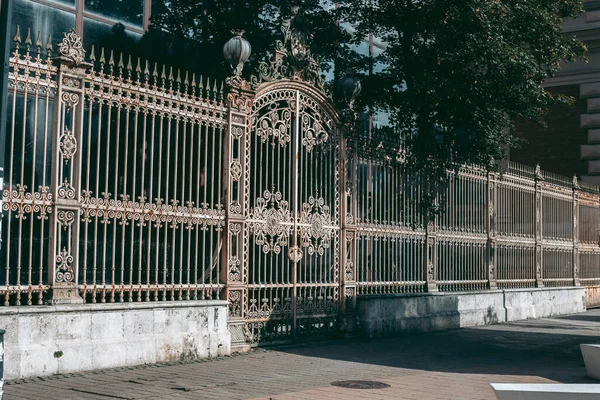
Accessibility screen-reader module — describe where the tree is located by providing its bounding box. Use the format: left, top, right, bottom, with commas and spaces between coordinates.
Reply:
140, 0, 585, 214
341, 0, 586, 198
139, 0, 362, 85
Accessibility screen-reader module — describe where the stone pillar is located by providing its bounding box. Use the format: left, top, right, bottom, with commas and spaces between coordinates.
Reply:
48, 31, 90, 304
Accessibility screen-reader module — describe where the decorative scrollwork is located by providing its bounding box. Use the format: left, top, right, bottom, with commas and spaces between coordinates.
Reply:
247, 298, 271, 319
231, 125, 244, 139
345, 260, 354, 281
230, 159, 242, 181
229, 201, 242, 215
228, 256, 241, 282
59, 128, 77, 161
61, 92, 80, 108
299, 195, 333, 256
255, 108, 291, 148
58, 29, 85, 65
57, 209, 75, 230
80, 190, 225, 230
57, 179, 76, 200
288, 245, 303, 263
2, 184, 52, 220
301, 113, 328, 153
55, 247, 74, 283
249, 189, 292, 255
229, 291, 242, 317
229, 222, 242, 236
249, 9, 324, 91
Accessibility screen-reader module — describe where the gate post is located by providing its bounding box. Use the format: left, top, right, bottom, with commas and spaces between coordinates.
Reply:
222, 33, 253, 347
534, 164, 544, 288
47, 31, 89, 304
340, 129, 359, 335
573, 175, 580, 287
424, 179, 438, 292
487, 172, 498, 289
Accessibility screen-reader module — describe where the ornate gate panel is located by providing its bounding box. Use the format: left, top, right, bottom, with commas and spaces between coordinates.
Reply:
241, 86, 340, 344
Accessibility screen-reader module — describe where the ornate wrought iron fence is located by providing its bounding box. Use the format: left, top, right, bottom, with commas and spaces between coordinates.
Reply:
1, 27, 600, 342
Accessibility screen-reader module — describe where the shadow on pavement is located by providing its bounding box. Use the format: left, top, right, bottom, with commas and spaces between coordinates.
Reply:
272, 310, 600, 384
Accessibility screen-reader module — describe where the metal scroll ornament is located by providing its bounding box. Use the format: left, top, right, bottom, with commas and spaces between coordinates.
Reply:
249, 189, 292, 255
57, 29, 86, 65
249, 7, 324, 90
299, 196, 333, 256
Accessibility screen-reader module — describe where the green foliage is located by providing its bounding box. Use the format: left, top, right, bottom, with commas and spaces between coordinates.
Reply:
341, 0, 586, 181
142, 0, 585, 214
143, 0, 359, 83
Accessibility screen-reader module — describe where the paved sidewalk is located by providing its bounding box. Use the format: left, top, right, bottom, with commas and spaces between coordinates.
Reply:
6, 310, 600, 399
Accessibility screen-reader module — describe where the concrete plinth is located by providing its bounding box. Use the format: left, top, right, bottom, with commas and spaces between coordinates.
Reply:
357, 287, 586, 339
0, 300, 230, 380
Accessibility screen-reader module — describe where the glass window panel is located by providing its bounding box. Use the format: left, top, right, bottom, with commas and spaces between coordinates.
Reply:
83, 18, 141, 55
11, 0, 76, 49
84, 0, 144, 27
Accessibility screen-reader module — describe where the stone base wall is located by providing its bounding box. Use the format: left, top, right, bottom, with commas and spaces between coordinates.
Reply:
0, 300, 230, 380
585, 285, 600, 307
356, 287, 586, 339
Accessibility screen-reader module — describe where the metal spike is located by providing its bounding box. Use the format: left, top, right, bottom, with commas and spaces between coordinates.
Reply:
109, 50, 115, 66
118, 53, 124, 75
46, 34, 52, 57
144, 60, 149, 76
90, 45, 96, 62
205, 77, 210, 92
25, 28, 32, 53
191, 73, 197, 97
168, 66, 174, 85
127, 55, 132, 72
152, 62, 158, 78
35, 31, 42, 57
176, 69, 181, 84
184, 71, 189, 86
212, 79, 217, 93
161, 65, 166, 80
99, 47, 105, 63
136, 57, 141, 73
13, 25, 21, 48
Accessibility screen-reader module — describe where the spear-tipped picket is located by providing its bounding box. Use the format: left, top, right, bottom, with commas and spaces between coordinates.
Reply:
176, 69, 181, 93
198, 75, 203, 98
160, 65, 166, 89
108, 50, 114, 75
184, 71, 189, 96
35, 31, 42, 60
191, 73, 197, 98
205, 77, 210, 99
118, 53, 124, 78
219, 81, 224, 102
45, 34, 52, 59
99, 47, 106, 75
212, 79, 218, 101
25, 28, 32, 57
135, 57, 141, 83
126, 55, 133, 82
168, 66, 174, 91
13, 26, 21, 56
152, 62, 158, 88
90, 45, 96, 63
144, 60, 150, 84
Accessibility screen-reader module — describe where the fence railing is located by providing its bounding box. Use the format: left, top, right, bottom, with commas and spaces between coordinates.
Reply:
1, 27, 600, 307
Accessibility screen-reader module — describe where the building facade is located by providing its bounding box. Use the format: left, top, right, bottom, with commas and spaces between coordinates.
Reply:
512, 0, 600, 184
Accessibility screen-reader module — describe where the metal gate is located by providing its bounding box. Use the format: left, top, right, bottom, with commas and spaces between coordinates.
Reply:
241, 85, 340, 343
